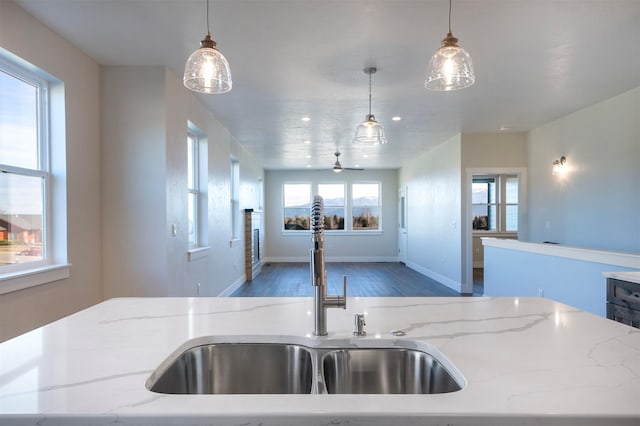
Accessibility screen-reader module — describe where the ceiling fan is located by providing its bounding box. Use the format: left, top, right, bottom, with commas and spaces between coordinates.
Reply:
332, 152, 364, 173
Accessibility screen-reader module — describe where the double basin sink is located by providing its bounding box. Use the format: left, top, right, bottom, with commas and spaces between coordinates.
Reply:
146, 337, 465, 395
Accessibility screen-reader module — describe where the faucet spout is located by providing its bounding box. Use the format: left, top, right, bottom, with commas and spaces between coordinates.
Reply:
310, 195, 346, 336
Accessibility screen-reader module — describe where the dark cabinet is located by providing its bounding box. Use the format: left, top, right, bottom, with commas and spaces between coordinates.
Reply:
607, 277, 640, 328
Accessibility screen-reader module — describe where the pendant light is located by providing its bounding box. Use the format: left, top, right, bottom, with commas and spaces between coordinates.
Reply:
353, 67, 387, 145
183, 0, 232, 94
425, 0, 475, 91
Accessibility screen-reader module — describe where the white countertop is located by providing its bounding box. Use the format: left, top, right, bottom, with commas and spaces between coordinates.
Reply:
1, 296, 639, 425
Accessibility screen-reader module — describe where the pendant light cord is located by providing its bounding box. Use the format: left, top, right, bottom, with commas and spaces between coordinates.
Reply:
448, 0, 452, 34
206, 0, 211, 36
368, 71, 372, 116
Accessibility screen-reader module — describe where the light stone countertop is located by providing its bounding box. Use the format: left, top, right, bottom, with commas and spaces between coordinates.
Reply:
1, 296, 639, 426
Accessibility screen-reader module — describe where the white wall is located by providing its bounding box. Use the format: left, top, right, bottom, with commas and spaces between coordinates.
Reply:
264, 169, 398, 262
527, 87, 640, 252
102, 66, 264, 298
101, 67, 169, 297
0, 1, 102, 341
399, 134, 463, 292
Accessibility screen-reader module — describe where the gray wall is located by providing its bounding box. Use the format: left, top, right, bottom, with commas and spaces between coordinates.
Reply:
399, 134, 463, 292
527, 87, 640, 252
264, 169, 398, 262
101, 66, 264, 298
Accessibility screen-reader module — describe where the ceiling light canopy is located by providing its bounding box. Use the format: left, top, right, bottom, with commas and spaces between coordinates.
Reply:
425, 0, 475, 91
354, 67, 387, 145
183, 0, 232, 94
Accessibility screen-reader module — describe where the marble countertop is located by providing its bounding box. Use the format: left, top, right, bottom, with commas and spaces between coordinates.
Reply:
1, 296, 639, 426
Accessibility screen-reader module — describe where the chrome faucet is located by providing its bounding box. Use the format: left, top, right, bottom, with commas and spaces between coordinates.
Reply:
310, 195, 346, 336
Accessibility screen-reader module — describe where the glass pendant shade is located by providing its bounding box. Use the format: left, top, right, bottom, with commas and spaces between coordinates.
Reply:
425, 32, 475, 91
184, 34, 232, 94
354, 114, 387, 145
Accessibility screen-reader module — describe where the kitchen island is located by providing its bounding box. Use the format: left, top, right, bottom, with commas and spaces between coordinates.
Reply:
0, 296, 639, 425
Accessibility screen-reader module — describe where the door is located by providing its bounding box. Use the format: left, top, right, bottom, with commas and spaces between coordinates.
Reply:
398, 187, 408, 264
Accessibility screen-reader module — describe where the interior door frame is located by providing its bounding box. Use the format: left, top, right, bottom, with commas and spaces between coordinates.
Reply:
463, 167, 527, 294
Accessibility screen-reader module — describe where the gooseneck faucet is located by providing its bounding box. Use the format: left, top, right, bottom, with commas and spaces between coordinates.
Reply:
310, 195, 347, 336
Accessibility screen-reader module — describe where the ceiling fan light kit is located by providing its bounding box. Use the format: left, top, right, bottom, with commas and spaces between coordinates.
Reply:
183, 0, 232, 94
332, 152, 363, 172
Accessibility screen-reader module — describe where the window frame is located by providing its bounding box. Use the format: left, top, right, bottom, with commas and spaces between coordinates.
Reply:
230, 157, 240, 241
0, 53, 69, 293
283, 182, 312, 232
471, 174, 518, 233
350, 181, 382, 232
282, 180, 382, 234
187, 128, 199, 248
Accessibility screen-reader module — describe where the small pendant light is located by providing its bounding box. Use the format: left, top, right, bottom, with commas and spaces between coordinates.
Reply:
425, 0, 475, 91
353, 67, 387, 145
183, 0, 232, 94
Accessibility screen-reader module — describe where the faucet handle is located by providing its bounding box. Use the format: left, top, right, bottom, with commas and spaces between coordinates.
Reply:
342, 275, 347, 308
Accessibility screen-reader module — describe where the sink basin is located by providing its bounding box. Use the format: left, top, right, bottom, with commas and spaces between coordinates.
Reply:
147, 343, 313, 394
322, 348, 462, 394
147, 338, 465, 395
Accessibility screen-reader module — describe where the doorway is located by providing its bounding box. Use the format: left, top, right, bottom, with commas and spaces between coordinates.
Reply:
464, 168, 527, 295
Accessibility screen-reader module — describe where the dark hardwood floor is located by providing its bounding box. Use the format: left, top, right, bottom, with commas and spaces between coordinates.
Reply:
231, 262, 484, 297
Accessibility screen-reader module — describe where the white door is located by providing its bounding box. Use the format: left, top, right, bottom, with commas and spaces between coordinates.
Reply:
398, 187, 408, 264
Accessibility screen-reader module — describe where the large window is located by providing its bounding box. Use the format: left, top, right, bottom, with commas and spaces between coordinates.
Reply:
230, 157, 240, 239
187, 123, 201, 248
472, 175, 518, 232
283, 183, 311, 230
283, 181, 381, 232
318, 183, 344, 230
0, 62, 48, 271
352, 183, 380, 231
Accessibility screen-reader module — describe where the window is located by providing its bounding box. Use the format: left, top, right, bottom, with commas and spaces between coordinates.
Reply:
230, 157, 240, 239
472, 175, 518, 232
187, 126, 200, 248
282, 181, 381, 232
0, 62, 49, 271
318, 183, 344, 230
283, 183, 311, 230
352, 183, 380, 230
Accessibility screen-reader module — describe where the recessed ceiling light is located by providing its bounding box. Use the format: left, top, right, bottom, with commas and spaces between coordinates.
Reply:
499, 126, 509, 131
354, 164, 360, 168
303, 140, 311, 144
362, 154, 369, 158
305, 155, 311, 158
306, 164, 312, 168
301, 116, 311, 122
392, 116, 402, 121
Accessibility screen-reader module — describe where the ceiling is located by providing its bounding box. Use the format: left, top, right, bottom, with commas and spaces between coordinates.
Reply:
15, 0, 640, 170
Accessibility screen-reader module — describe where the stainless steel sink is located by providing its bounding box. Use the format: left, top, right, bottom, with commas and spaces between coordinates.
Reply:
147, 343, 313, 394
322, 348, 462, 394
147, 339, 464, 395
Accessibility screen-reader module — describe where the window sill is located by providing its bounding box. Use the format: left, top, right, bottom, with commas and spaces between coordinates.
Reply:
187, 246, 210, 262
282, 231, 383, 236
0, 263, 71, 295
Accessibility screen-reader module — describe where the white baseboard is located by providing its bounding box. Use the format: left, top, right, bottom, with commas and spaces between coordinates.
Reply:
405, 261, 462, 293
264, 256, 399, 263
218, 274, 246, 297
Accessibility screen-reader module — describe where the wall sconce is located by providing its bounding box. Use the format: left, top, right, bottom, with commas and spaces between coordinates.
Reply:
552, 156, 566, 175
